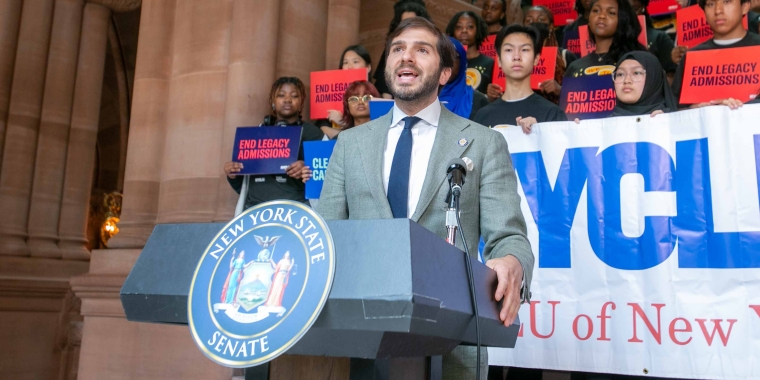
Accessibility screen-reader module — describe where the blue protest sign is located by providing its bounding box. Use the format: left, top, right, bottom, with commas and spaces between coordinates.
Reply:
232, 126, 302, 175
559, 75, 616, 120
303, 140, 337, 199
369, 99, 394, 120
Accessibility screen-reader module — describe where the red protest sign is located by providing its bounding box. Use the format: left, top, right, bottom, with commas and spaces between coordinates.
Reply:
676, 5, 749, 48
679, 46, 760, 104
580, 16, 647, 57
647, 0, 680, 16
676, 6, 712, 48
579, 25, 593, 57
310, 68, 367, 120
480, 34, 498, 60
531, 47, 558, 90
533, 0, 578, 26
492, 63, 506, 91
491, 47, 559, 91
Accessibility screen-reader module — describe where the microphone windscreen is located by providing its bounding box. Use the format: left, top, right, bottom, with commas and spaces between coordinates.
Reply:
462, 157, 474, 172
447, 157, 466, 170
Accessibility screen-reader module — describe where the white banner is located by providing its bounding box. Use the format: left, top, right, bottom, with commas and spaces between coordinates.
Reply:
488, 104, 760, 379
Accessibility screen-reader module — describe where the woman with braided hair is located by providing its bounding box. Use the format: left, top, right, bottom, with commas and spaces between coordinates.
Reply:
223, 77, 324, 212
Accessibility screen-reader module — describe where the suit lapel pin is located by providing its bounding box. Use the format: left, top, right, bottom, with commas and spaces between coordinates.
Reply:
458, 138, 468, 147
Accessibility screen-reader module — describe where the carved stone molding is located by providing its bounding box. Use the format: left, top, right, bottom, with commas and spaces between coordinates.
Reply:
87, 0, 141, 12
70, 273, 128, 317
359, 29, 388, 47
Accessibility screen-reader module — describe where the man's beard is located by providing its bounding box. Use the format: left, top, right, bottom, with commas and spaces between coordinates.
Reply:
385, 64, 441, 101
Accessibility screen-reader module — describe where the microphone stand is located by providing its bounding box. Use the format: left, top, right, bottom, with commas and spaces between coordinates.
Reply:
445, 183, 461, 245
445, 176, 481, 380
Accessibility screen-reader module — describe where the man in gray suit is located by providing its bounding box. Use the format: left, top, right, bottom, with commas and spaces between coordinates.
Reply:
317, 17, 533, 379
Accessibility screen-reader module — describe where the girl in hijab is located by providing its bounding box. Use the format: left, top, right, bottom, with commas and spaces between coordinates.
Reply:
440, 37, 489, 120
610, 51, 677, 117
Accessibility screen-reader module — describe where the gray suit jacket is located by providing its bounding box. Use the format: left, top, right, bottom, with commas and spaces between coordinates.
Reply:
317, 105, 534, 300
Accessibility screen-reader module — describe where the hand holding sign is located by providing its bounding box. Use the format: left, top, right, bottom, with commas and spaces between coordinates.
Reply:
232, 126, 303, 175
224, 161, 244, 179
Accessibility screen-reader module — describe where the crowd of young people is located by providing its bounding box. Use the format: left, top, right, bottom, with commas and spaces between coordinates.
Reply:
223, 0, 760, 220
218, 1, 759, 378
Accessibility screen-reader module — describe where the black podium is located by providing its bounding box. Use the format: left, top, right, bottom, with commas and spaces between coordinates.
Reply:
120, 219, 520, 379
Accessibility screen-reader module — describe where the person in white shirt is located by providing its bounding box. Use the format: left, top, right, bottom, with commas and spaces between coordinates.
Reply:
317, 17, 533, 380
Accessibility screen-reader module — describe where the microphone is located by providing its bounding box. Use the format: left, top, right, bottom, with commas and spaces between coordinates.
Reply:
443, 156, 482, 380
446, 158, 469, 198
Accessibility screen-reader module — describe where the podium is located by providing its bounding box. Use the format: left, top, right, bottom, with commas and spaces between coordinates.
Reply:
121, 219, 520, 379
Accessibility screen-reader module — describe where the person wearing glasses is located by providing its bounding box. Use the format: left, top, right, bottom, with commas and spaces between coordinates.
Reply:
317, 45, 375, 135
301, 80, 380, 183
610, 51, 678, 117
319, 80, 380, 140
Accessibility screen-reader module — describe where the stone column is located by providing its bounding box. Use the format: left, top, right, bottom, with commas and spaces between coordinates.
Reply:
155, 0, 232, 224
213, 0, 281, 222
0, 0, 56, 257
324, 0, 361, 70
106, 0, 176, 249
0, 0, 23, 167
57, 3, 111, 260
276, 0, 330, 119
27, 0, 85, 259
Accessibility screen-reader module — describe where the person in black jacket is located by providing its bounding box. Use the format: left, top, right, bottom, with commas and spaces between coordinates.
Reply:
224, 77, 325, 210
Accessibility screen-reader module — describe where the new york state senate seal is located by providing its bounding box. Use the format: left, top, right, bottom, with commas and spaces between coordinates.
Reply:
188, 200, 335, 368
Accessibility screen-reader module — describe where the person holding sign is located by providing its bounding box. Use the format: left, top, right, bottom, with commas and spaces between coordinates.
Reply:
565, 0, 647, 77
611, 51, 678, 116
446, 11, 496, 96
441, 37, 490, 120
224, 77, 324, 210
301, 80, 380, 182
474, 25, 568, 134
525, 6, 580, 103
318, 45, 374, 135
563, 0, 594, 55
319, 80, 381, 140
671, 0, 760, 107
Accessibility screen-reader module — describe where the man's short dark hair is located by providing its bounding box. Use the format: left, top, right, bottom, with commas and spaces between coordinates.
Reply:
494, 24, 544, 57
388, 1, 431, 35
698, 0, 750, 10
445, 11, 490, 49
385, 17, 456, 70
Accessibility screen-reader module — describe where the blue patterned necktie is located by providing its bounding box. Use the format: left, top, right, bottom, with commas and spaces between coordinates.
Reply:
387, 116, 421, 218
